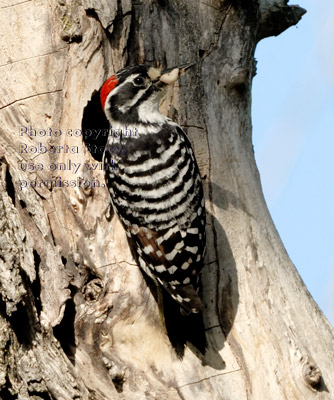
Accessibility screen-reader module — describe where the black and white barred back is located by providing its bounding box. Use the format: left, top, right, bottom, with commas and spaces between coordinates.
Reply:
101, 65, 206, 316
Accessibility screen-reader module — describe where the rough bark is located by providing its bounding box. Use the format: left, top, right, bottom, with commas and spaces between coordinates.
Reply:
0, 0, 333, 399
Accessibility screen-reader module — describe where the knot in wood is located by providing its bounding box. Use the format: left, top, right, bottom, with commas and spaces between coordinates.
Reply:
302, 362, 322, 389
82, 278, 103, 301
229, 68, 249, 93
81, 180, 93, 197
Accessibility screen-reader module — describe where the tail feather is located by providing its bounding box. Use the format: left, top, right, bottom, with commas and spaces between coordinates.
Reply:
162, 289, 207, 358
164, 283, 203, 315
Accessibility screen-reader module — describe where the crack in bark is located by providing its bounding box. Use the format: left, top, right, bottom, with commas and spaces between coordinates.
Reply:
200, 3, 232, 58
83, 41, 103, 68
200, 1, 222, 11
175, 369, 242, 389
0, 0, 32, 10
0, 89, 63, 110
205, 259, 218, 266
181, 124, 205, 130
205, 324, 221, 331
0, 48, 67, 69
95, 260, 138, 269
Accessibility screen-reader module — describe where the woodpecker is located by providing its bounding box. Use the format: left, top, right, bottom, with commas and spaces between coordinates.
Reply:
100, 64, 206, 355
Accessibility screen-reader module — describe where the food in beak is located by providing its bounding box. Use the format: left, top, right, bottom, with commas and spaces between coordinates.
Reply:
158, 63, 195, 85
159, 68, 180, 85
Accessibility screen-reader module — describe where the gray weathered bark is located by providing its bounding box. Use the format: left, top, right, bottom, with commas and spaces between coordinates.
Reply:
0, 0, 333, 399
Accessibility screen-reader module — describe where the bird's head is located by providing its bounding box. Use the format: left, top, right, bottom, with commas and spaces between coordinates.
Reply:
100, 63, 194, 124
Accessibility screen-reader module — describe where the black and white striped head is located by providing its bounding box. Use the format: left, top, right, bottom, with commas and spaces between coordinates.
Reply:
100, 64, 194, 125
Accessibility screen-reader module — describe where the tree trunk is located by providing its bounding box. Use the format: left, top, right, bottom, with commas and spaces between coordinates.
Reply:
0, 0, 333, 399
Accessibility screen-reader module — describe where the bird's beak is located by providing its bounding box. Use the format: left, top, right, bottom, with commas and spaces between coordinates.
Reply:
149, 63, 195, 87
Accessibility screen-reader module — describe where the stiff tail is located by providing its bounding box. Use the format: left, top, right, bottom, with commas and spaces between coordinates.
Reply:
162, 289, 207, 359
164, 282, 203, 315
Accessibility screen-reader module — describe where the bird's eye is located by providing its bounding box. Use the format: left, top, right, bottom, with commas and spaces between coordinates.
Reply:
133, 76, 145, 86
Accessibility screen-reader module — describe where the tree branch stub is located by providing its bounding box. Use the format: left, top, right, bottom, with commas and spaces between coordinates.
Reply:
257, 0, 306, 41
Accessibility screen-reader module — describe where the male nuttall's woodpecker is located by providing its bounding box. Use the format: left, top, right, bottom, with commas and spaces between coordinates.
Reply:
100, 64, 206, 356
